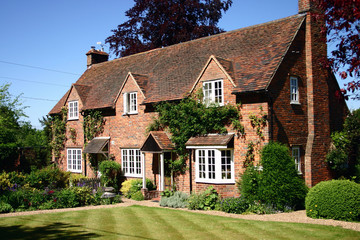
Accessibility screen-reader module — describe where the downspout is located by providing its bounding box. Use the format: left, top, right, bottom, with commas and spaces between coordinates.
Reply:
189, 149, 193, 194
266, 90, 274, 141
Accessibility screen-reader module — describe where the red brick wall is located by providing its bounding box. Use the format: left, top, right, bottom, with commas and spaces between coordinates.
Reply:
56, 87, 86, 174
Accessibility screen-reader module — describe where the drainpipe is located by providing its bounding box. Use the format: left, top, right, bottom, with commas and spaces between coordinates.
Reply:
189, 149, 192, 194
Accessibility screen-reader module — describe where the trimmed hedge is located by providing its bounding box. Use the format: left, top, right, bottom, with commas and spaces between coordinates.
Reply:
306, 180, 360, 221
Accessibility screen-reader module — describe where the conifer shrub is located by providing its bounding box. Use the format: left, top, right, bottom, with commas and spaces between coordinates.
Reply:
160, 191, 189, 208
258, 142, 307, 211
98, 160, 121, 190
306, 180, 360, 221
238, 165, 261, 203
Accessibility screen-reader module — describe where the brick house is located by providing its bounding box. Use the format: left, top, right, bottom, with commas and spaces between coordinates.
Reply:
49, 0, 347, 197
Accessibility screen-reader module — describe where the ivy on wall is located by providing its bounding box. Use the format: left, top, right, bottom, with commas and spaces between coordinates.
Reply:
50, 107, 67, 159
147, 97, 244, 173
82, 110, 105, 173
83, 110, 104, 142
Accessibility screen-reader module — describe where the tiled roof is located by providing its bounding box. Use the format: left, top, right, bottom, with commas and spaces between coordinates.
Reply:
185, 134, 234, 147
83, 137, 109, 153
50, 14, 305, 114
140, 131, 174, 152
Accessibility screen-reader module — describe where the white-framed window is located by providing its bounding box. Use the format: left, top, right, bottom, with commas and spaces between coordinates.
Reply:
292, 146, 301, 174
290, 76, 299, 104
195, 149, 234, 184
203, 79, 224, 106
67, 148, 82, 173
68, 101, 79, 120
122, 149, 142, 177
123, 92, 138, 114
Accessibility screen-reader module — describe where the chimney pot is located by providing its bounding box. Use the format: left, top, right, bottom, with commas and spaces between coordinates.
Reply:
86, 47, 109, 69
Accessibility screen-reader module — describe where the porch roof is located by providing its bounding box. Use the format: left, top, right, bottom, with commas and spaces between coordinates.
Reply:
83, 137, 110, 154
140, 131, 174, 152
185, 134, 234, 148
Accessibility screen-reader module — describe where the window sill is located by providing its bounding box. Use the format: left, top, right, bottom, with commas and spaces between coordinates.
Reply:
124, 174, 142, 178
67, 118, 79, 121
195, 179, 235, 185
122, 112, 138, 116
290, 102, 301, 105
68, 169, 82, 173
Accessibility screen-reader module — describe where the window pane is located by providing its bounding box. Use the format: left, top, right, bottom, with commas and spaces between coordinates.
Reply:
198, 150, 206, 179
122, 150, 128, 174
135, 150, 141, 174
67, 149, 72, 170
208, 150, 215, 179
221, 150, 232, 179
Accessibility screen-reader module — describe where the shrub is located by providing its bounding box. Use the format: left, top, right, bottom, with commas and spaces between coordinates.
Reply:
160, 191, 189, 208
239, 165, 261, 202
0, 202, 13, 213
160, 189, 174, 198
246, 201, 280, 215
26, 165, 70, 189
7, 171, 27, 187
98, 160, 121, 189
306, 180, 360, 221
258, 142, 308, 210
54, 188, 79, 208
188, 186, 219, 210
0, 172, 12, 191
131, 191, 145, 201
120, 179, 155, 198
220, 197, 249, 214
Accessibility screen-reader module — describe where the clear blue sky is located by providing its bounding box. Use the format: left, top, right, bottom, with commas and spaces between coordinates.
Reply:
1, 0, 358, 129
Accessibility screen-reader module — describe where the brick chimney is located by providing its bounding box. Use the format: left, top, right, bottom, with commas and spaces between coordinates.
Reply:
86, 46, 109, 68
298, 0, 313, 13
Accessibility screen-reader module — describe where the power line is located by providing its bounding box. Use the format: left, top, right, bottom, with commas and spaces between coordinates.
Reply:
0, 76, 69, 87
0, 60, 81, 76
22, 96, 58, 102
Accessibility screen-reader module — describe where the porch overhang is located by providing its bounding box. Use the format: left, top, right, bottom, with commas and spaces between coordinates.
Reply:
185, 134, 234, 149
140, 131, 174, 153
83, 137, 110, 153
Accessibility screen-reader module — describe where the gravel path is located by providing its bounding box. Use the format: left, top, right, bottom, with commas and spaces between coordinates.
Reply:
1, 198, 359, 232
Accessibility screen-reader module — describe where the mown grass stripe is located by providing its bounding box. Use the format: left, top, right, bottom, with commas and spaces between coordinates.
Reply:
137, 206, 187, 239
172, 210, 248, 239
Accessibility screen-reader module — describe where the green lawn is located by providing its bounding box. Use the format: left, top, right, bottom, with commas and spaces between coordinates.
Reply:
0, 205, 359, 240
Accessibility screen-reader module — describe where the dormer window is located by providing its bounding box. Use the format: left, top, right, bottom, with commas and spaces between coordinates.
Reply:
290, 76, 300, 104
203, 79, 224, 106
123, 92, 138, 114
68, 101, 79, 120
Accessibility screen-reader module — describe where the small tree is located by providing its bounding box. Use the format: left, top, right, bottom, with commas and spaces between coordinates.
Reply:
259, 142, 308, 210
326, 109, 360, 181
106, 0, 232, 57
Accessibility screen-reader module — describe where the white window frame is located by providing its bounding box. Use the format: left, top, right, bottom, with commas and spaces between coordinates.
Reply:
195, 148, 234, 184
123, 92, 138, 115
290, 76, 300, 104
203, 79, 224, 106
68, 101, 79, 120
122, 149, 142, 177
292, 146, 301, 174
67, 148, 82, 173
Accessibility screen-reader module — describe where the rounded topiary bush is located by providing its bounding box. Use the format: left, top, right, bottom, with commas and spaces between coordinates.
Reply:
306, 180, 360, 221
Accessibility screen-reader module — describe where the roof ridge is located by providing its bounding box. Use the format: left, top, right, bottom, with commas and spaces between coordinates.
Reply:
93, 14, 306, 67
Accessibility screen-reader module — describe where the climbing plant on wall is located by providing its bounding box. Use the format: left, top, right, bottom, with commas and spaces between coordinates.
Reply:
83, 110, 104, 142
50, 107, 67, 159
82, 110, 105, 173
147, 97, 244, 173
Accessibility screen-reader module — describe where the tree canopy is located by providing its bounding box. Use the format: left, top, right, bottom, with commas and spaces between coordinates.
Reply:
105, 0, 232, 57
0, 84, 50, 172
315, 0, 360, 99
